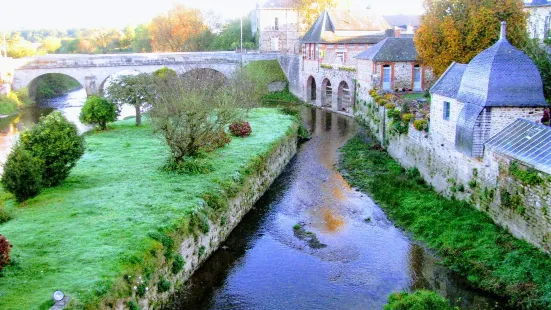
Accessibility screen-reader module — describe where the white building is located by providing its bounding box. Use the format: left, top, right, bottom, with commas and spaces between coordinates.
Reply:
525, 0, 551, 41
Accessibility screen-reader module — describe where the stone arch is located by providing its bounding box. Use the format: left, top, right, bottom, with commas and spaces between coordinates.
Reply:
27, 73, 84, 101
99, 69, 143, 97
321, 78, 332, 108
306, 76, 317, 102
337, 81, 352, 114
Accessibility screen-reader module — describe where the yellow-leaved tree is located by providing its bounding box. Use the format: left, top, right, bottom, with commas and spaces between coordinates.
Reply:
415, 0, 528, 76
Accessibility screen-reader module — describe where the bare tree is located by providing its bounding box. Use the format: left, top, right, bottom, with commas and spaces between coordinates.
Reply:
149, 68, 262, 163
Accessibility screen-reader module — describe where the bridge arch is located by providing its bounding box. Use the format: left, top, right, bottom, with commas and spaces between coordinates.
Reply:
337, 81, 352, 114
321, 78, 332, 108
306, 76, 317, 103
27, 73, 84, 101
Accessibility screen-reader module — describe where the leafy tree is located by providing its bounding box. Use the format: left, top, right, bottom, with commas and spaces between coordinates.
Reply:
20, 112, 85, 187
90, 28, 122, 53
80, 96, 119, 130
132, 24, 152, 52
120, 26, 135, 52
293, 0, 337, 31
415, 0, 529, 76
40, 36, 62, 54
523, 39, 551, 102
6, 32, 36, 58
209, 18, 257, 51
149, 4, 206, 52
106, 73, 154, 126
1, 144, 43, 202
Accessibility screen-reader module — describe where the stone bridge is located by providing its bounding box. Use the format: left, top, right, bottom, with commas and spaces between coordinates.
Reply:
10, 52, 279, 96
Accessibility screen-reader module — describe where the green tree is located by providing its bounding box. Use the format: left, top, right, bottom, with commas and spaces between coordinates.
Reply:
120, 26, 135, 52
6, 32, 36, 58
106, 73, 154, 126
20, 112, 85, 187
39, 36, 62, 54
415, 0, 529, 76
80, 96, 119, 130
1, 144, 43, 202
132, 24, 152, 52
209, 17, 256, 50
523, 39, 551, 102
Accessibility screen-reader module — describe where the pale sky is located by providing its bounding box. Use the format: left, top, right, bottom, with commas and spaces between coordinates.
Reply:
1, 0, 424, 30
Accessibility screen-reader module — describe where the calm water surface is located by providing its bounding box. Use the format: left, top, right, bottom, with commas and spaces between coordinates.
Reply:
165, 107, 503, 310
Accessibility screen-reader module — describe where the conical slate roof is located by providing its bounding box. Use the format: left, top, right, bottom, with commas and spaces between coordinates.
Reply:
456, 22, 547, 107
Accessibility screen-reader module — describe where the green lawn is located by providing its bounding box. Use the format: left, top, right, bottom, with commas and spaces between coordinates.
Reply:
339, 136, 551, 309
0, 108, 295, 309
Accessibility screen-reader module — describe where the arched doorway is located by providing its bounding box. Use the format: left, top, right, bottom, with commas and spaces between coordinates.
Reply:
321, 78, 332, 108
307, 76, 317, 102
337, 81, 352, 114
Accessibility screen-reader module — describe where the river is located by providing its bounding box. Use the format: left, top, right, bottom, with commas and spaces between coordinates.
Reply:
164, 107, 504, 310
0, 93, 502, 309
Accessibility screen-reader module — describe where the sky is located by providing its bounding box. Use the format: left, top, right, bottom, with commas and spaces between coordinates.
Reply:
1, 0, 424, 31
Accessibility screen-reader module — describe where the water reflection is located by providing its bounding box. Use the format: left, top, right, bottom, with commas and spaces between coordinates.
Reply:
166, 107, 503, 310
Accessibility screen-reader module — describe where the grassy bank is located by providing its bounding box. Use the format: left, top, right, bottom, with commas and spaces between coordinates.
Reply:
339, 135, 551, 309
0, 108, 295, 309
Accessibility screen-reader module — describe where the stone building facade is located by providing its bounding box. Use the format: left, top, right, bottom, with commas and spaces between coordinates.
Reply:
251, 0, 301, 53
525, 0, 551, 41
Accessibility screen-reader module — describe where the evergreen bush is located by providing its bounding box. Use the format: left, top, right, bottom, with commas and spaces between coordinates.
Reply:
79, 96, 119, 130
20, 112, 85, 187
1, 144, 43, 202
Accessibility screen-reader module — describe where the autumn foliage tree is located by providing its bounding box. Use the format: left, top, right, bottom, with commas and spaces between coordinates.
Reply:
293, 0, 337, 30
149, 4, 207, 52
415, 0, 529, 76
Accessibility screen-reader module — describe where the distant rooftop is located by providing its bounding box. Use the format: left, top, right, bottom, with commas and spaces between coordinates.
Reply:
525, 0, 551, 7
355, 38, 417, 62
486, 119, 551, 174
383, 15, 421, 28
260, 0, 295, 9
301, 9, 390, 44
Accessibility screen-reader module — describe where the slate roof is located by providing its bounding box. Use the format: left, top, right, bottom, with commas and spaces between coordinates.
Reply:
301, 10, 390, 44
383, 15, 421, 28
355, 38, 417, 62
486, 119, 551, 174
525, 0, 551, 7
260, 0, 295, 9
430, 62, 467, 98
456, 22, 548, 108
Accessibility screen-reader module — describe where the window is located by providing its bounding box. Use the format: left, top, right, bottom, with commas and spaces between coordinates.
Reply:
336, 51, 345, 64
545, 15, 551, 39
443, 101, 451, 121
275, 17, 279, 30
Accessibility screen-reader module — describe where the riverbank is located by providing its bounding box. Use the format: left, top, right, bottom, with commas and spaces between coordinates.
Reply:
338, 135, 551, 308
0, 108, 297, 309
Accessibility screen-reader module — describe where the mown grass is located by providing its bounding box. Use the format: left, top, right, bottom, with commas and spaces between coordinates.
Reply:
243, 59, 287, 90
0, 108, 295, 309
339, 135, 551, 309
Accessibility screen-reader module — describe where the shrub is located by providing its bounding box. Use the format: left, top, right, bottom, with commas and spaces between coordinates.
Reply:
0, 94, 19, 115
385, 102, 396, 110
387, 109, 401, 121
0, 235, 12, 272
229, 121, 252, 137
401, 113, 415, 123
153, 67, 177, 79
127, 300, 140, 310
384, 290, 452, 310
79, 96, 119, 130
157, 277, 171, 293
1, 144, 43, 202
20, 112, 85, 187
0, 206, 10, 224
509, 161, 544, 185
280, 106, 300, 118
413, 119, 428, 132
171, 254, 185, 274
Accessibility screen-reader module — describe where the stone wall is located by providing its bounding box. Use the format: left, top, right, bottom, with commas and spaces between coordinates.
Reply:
277, 54, 301, 98
320, 44, 370, 67
256, 9, 300, 53
112, 125, 299, 309
430, 94, 463, 145
355, 88, 551, 254
357, 59, 433, 92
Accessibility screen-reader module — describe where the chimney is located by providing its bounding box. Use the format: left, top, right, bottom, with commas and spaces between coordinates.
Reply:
499, 21, 507, 41
385, 29, 395, 38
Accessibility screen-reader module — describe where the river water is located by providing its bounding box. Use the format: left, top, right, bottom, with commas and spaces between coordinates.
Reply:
165, 107, 503, 310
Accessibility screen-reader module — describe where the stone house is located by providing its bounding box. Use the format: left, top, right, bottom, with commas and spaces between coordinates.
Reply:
251, 0, 301, 53
430, 22, 548, 157
355, 37, 433, 93
525, 0, 551, 41
300, 9, 393, 114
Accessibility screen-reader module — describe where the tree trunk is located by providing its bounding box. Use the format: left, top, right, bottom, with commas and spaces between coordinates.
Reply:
135, 105, 142, 126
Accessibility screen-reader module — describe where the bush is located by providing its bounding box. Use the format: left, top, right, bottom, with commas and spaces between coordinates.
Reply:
79, 96, 119, 130
384, 290, 452, 310
384, 102, 396, 110
413, 119, 428, 132
401, 113, 415, 123
1, 144, 43, 202
0, 206, 10, 224
0, 94, 20, 115
153, 67, 177, 79
229, 121, 252, 137
0, 235, 13, 272
171, 254, 185, 274
157, 277, 171, 293
20, 112, 85, 187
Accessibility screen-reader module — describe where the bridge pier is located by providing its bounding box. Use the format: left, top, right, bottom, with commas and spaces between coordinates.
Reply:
84, 76, 99, 96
